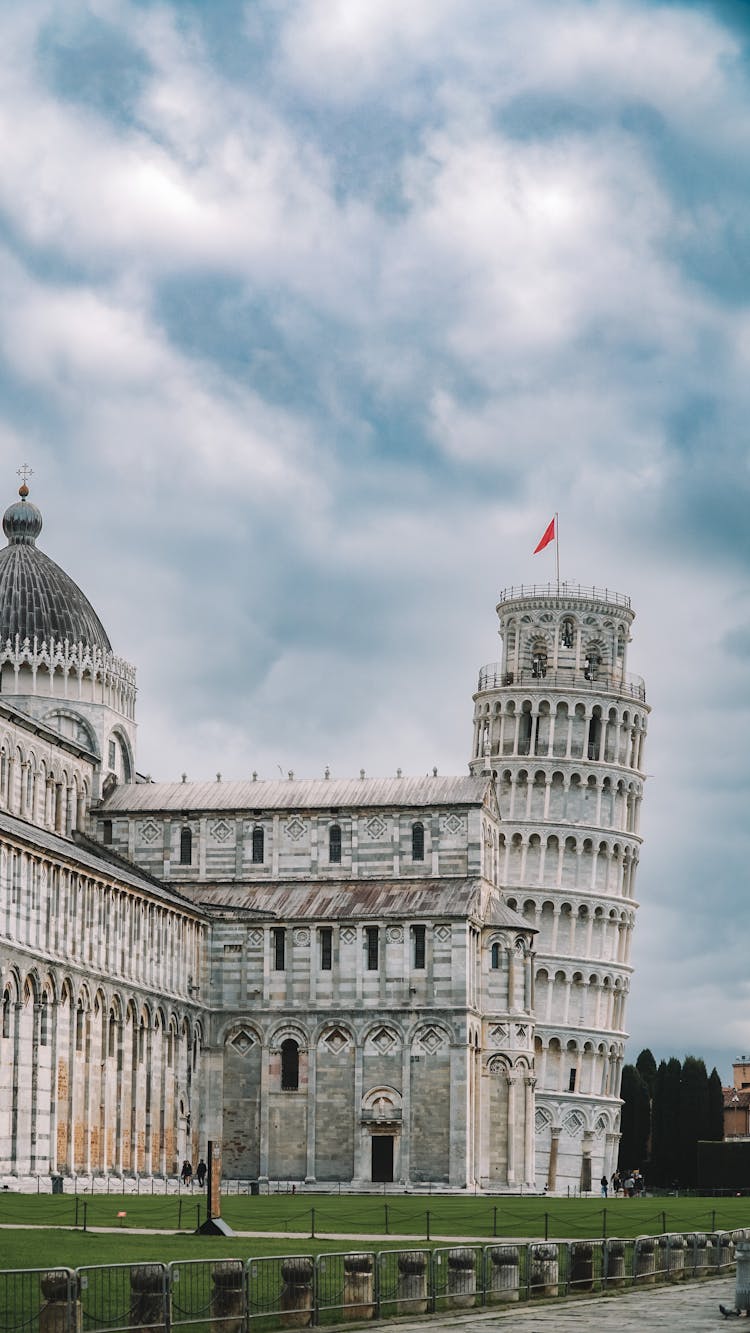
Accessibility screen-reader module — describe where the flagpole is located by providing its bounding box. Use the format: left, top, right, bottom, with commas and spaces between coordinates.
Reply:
555, 511, 560, 596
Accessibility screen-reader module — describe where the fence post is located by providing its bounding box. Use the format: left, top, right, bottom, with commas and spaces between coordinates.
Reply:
493, 1206, 497, 1237
544, 1212, 549, 1241
384, 1205, 389, 1235
426, 1211, 430, 1242
311, 1208, 315, 1239
82, 1202, 87, 1233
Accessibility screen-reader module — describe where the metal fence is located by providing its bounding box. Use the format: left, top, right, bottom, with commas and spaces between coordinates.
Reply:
0, 1230, 741, 1333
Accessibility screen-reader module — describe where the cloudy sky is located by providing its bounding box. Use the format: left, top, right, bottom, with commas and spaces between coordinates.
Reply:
1, 0, 749, 1079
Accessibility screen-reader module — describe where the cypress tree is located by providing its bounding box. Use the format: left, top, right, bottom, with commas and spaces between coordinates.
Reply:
679, 1055, 709, 1187
636, 1048, 657, 1098
619, 1064, 650, 1172
707, 1067, 725, 1141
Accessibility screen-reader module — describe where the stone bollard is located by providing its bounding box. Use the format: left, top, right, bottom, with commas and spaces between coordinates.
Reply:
40, 1271, 81, 1333
604, 1239, 625, 1288
668, 1235, 685, 1281
211, 1261, 245, 1333
446, 1248, 476, 1309
707, 1233, 723, 1271
529, 1243, 559, 1298
569, 1241, 594, 1293
634, 1237, 655, 1285
686, 1233, 708, 1277
735, 1240, 750, 1313
343, 1254, 374, 1320
721, 1234, 736, 1271
130, 1266, 167, 1333
280, 1258, 314, 1329
397, 1252, 428, 1315
487, 1246, 520, 1303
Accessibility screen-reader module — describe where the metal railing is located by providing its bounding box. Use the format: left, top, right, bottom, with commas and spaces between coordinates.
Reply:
0, 1231, 741, 1332
497, 584, 632, 609
477, 664, 646, 701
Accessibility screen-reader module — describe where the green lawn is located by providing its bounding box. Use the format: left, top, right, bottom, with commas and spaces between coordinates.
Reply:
0, 1192, 748, 1271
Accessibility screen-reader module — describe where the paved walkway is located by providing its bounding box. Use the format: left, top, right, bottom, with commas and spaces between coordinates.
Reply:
372, 1277, 739, 1330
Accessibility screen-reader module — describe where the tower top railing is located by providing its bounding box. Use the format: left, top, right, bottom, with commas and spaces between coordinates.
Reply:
497, 583, 632, 610
477, 663, 646, 701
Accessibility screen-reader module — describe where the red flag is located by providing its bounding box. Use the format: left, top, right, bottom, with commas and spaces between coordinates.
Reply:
533, 516, 556, 554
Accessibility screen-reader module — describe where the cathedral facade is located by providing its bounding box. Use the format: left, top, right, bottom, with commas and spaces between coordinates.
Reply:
0, 483, 647, 1193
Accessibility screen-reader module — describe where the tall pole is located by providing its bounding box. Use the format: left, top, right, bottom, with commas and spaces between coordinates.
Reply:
555, 512, 560, 595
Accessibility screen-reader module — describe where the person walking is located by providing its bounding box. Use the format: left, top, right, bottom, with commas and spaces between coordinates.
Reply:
196, 1158, 207, 1187
600, 1174, 609, 1197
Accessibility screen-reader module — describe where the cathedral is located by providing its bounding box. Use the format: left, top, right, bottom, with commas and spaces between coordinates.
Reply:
0, 481, 647, 1193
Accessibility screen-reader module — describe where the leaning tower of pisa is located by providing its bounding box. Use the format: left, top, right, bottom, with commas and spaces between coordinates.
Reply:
469, 583, 648, 1194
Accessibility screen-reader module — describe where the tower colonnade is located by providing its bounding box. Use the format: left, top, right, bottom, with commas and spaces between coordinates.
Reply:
470, 584, 648, 1193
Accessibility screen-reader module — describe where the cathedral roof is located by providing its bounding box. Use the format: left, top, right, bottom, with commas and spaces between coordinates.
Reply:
101, 774, 494, 812
0, 484, 112, 653
176, 877, 534, 932
0, 808, 203, 915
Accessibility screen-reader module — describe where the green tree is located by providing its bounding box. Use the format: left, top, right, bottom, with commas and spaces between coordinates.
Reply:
679, 1055, 709, 1187
707, 1067, 725, 1141
619, 1063, 651, 1172
651, 1057, 682, 1187
636, 1048, 657, 1098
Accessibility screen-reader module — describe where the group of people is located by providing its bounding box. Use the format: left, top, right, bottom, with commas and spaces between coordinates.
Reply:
602, 1169, 645, 1197
180, 1158, 208, 1187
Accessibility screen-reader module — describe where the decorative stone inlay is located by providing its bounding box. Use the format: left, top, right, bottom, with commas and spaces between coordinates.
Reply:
230, 1030, 255, 1056
386, 926, 403, 943
340, 927, 356, 944
488, 1023, 509, 1045
441, 813, 463, 835
247, 929, 263, 947
210, 819, 233, 843
368, 1025, 398, 1054
294, 928, 310, 946
515, 1024, 529, 1042
322, 1028, 349, 1053
365, 815, 387, 839
562, 1110, 586, 1138
594, 1115, 608, 1137
535, 1107, 552, 1132
434, 924, 451, 943
140, 820, 159, 844
414, 1025, 446, 1054
224, 944, 242, 955
285, 816, 305, 842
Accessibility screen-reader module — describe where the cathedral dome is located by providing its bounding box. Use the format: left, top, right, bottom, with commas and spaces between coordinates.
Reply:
0, 485, 112, 652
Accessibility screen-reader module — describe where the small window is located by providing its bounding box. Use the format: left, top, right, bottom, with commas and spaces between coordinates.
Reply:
281, 1038, 299, 1091
102, 819, 113, 845
491, 942, 501, 970
319, 927, 333, 971
561, 618, 575, 648
412, 925, 426, 970
411, 822, 425, 862
568, 1068, 577, 1092
108, 740, 116, 770
329, 824, 342, 864
2, 992, 10, 1039
365, 926, 379, 971
40, 997, 49, 1047
108, 1013, 117, 1059
272, 927, 286, 971
252, 826, 264, 864
76, 1005, 84, 1053
180, 828, 192, 865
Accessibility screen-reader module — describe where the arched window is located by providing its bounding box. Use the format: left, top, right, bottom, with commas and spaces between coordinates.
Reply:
180, 828, 192, 865
281, 1038, 299, 1091
2, 990, 9, 1039
252, 826, 264, 864
561, 618, 575, 648
412, 822, 424, 862
40, 994, 49, 1046
108, 1011, 117, 1059
532, 649, 547, 679
102, 819, 113, 845
491, 943, 501, 970
329, 824, 342, 864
